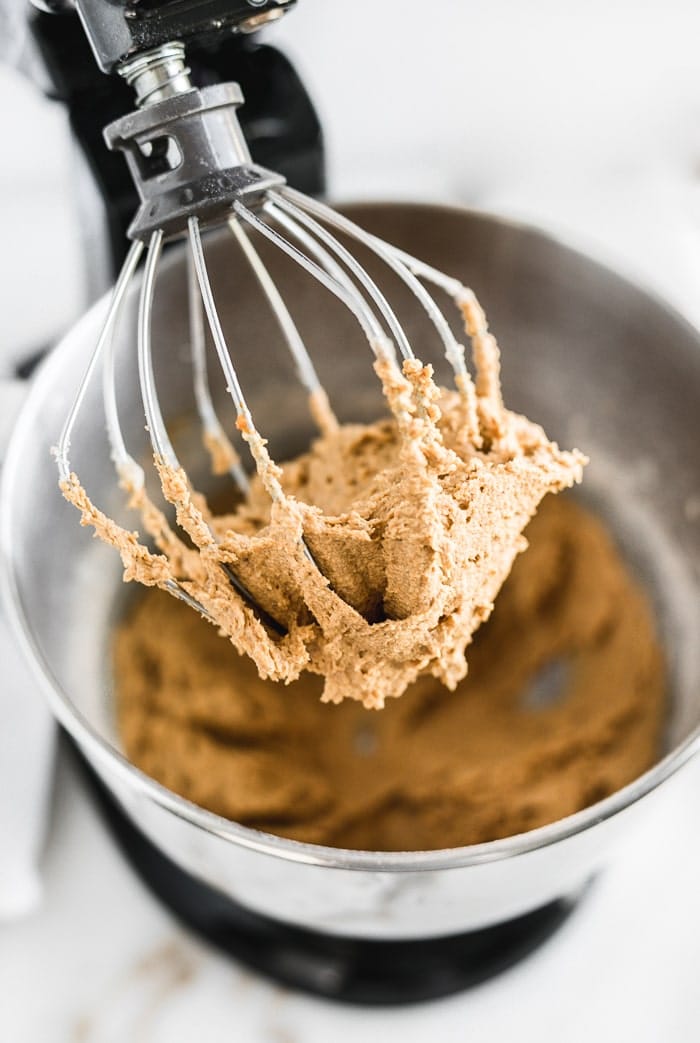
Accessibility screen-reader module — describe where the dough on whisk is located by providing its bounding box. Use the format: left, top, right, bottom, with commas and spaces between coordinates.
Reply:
61, 293, 586, 707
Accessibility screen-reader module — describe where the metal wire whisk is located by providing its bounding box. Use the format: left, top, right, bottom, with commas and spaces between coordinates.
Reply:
55, 41, 486, 626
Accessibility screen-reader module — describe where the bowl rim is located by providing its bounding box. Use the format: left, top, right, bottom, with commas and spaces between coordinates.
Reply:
2, 200, 699, 874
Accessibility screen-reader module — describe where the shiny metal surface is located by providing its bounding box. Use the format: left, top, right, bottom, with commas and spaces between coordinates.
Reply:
2, 203, 700, 939
118, 42, 193, 108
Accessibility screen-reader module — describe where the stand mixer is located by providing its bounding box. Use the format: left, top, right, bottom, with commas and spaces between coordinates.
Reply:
2, 0, 700, 1007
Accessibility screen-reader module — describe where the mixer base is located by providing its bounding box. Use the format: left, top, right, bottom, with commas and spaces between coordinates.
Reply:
74, 745, 587, 1005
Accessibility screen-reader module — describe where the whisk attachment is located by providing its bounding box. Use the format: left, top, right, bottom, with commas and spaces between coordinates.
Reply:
56, 42, 512, 652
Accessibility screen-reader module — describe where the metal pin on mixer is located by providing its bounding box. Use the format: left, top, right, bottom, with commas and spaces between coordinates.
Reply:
53, 0, 479, 628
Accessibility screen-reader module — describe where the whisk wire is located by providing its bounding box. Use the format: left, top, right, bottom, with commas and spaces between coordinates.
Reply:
138, 229, 180, 469
280, 188, 469, 382
187, 246, 250, 493
56, 239, 144, 482
233, 201, 391, 357
263, 199, 362, 301
188, 216, 287, 504
372, 241, 466, 300
228, 217, 328, 405
102, 293, 145, 493
269, 192, 415, 364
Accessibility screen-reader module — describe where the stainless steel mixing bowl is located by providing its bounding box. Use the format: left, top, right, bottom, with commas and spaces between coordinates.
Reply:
2, 203, 699, 940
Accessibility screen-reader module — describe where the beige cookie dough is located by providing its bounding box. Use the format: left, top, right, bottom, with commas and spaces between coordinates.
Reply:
62, 293, 585, 706
114, 496, 666, 850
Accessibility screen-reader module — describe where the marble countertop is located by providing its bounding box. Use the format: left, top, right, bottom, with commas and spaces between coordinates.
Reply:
3, 3, 700, 1037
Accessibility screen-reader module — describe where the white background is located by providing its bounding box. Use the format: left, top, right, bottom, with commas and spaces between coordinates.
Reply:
2, 1, 700, 1039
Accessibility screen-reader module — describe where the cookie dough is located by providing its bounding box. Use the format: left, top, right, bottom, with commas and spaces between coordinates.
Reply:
62, 293, 585, 706
115, 496, 666, 849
